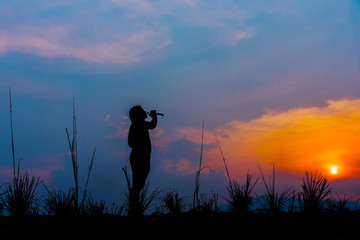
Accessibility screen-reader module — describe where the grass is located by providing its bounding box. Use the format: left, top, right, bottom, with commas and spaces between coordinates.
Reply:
197, 192, 219, 212
122, 166, 161, 216
3, 89, 360, 237
158, 189, 186, 215
328, 192, 351, 213
257, 164, 293, 214
191, 120, 219, 213
64, 96, 97, 214
43, 186, 76, 216
225, 171, 258, 214
2, 171, 42, 216
65, 96, 79, 212
2, 89, 43, 217
299, 170, 332, 214
4, 92, 100, 217
9, 87, 16, 179
193, 120, 205, 209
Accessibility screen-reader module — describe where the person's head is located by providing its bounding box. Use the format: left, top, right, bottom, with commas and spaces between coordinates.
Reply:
129, 105, 147, 122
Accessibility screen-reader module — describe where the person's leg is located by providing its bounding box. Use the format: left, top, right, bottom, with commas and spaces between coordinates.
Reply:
129, 154, 150, 216
129, 152, 140, 216
137, 160, 150, 191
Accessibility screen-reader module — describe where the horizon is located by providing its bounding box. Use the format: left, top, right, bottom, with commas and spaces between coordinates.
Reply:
1, 0, 360, 209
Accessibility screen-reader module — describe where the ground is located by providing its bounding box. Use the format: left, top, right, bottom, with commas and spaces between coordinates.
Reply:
1, 212, 359, 239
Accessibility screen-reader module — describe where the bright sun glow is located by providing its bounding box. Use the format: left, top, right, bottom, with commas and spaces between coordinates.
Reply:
329, 165, 338, 175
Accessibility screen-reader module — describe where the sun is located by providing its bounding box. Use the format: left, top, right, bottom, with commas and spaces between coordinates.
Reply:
329, 165, 338, 175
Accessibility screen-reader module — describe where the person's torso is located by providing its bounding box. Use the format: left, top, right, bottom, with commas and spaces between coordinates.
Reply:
128, 122, 151, 153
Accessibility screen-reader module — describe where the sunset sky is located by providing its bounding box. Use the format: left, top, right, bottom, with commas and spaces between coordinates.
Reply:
1, 0, 360, 207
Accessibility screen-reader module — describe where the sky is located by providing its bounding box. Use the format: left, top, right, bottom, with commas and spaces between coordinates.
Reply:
0, 0, 360, 209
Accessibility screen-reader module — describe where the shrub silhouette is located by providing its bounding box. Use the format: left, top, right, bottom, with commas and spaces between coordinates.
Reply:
299, 170, 331, 214
43, 186, 77, 216
225, 171, 258, 214
159, 189, 186, 215
257, 165, 292, 215
2, 171, 42, 216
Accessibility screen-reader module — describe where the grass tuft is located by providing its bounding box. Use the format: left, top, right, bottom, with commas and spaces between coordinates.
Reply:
225, 171, 258, 214
158, 188, 186, 215
43, 186, 76, 216
257, 164, 292, 215
2, 171, 42, 216
122, 166, 160, 216
299, 170, 331, 214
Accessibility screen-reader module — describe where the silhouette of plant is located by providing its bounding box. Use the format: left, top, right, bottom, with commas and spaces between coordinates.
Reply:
197, 192, 219, 213
139, 182, 161, 215
288, 190, 296, 213
257, 165, 292, 215
225, 171, 258, 214
65, 96, 96, 214
43, 186, 76, 216
2, 171, 42, 216
122, 166, 160, 216
121, 166, 131, 213
193, 121, 205, 209
298, 170, 331, 214
328, 193, 351, 213
83, 194, 106, 216
4, 89, 42, 216
159, 189, 186, 215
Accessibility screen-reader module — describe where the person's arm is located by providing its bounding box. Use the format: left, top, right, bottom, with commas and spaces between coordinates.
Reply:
146, 110, 157, 129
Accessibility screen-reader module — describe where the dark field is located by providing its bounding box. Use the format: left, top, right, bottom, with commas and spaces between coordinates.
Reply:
1, 212, 359, 239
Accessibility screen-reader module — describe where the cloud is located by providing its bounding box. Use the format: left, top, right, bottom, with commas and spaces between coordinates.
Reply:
0, 153, 65, 184
0, 27, 168, 64
106, 122, 129, 138
111, 0, 154, 12
0, 0, 256, 63
163, 158, 197, 176
164, 98, 360, 179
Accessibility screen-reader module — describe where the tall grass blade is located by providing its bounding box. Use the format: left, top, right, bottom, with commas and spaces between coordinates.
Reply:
139, 182, 161, 215
217, 138, 232, 188
193, 120, 205, 209
9, 87, 16, 179
257, 164, 292, 214
65, 96, 79, 213
80, 147, 96, 210
121, 166, 132, 214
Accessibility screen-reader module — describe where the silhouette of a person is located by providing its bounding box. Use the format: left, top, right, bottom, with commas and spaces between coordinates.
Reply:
128, 105, 157, 215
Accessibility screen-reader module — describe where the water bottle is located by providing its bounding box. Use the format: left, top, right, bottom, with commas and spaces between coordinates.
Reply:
146, 111, 164, 119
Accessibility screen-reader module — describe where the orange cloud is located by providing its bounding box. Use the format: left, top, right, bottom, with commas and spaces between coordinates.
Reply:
174, 98, 360, 179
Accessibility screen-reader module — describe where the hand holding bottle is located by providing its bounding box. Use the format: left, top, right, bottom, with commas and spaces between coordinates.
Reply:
147, 110, 164, 119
